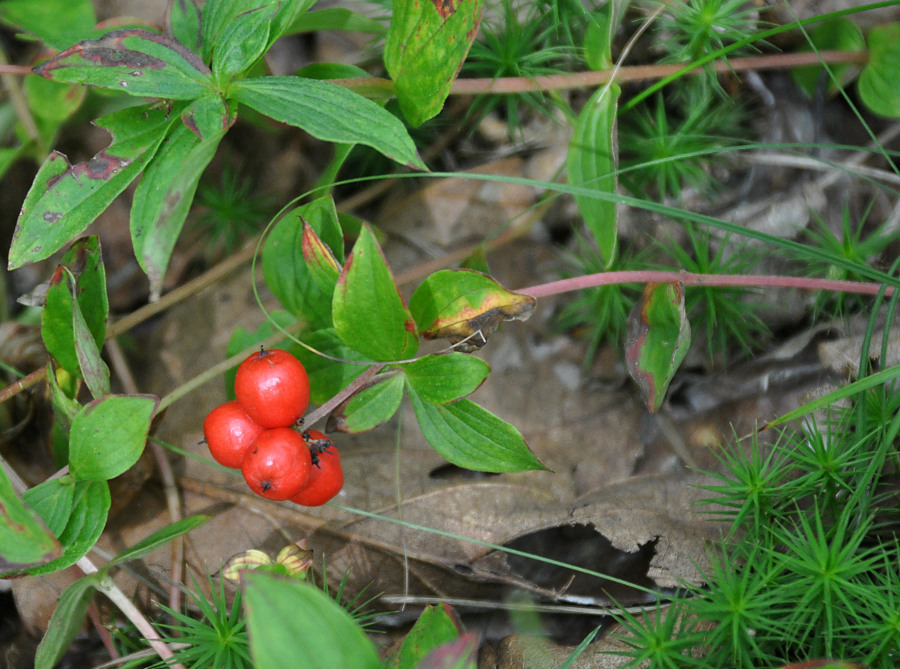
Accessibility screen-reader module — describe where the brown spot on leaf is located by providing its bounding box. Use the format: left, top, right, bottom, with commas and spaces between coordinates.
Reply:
434, 0, 457, 19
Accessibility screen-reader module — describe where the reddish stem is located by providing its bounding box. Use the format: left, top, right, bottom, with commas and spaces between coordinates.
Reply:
521, 271, 896, 299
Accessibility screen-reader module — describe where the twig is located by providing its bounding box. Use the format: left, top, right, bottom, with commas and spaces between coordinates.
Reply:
333, 51, 868, 98
107, 338, 184, 615
77, 556, 187, 669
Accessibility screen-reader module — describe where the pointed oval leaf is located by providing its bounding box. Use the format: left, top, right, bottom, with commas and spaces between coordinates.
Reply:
263, 206, 336, 328
624, 282, 691, 413
41, 268, 110, 396
69, 394, 159, 481
333, 224, 418, 361
166, 0, 202, 53
213, 3, 278, 80
41, 236, 109, 383
858, 23, 900, 118
0, 0, 96, 51
33, 28, 212, 99
302, 221, 342, 293
231, 76, 426, 170
408, 391, 545, 472
69, 270, 111, 398
34, 575, 100, 669
0, 467, 61, 575
131, 96, 228, 300
568, 83, 620, 266
386, 603, 463, 669
409, 269, 535, 349
22, 476, 75, 537
384, 0, 483, 126
17, 479, 110, 577
418, 634, 478, 669
243, 573, 382, 669
9, 104, 179, 269
107, 514, 211, 567
328, 372, 405, 433
403, 353, 489, 404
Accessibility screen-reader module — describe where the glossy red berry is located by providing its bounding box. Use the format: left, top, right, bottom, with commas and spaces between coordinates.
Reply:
234, 348, 310, 428
203, 401, 265, 469
241, 428, 312, 501
290, 430, 344, 507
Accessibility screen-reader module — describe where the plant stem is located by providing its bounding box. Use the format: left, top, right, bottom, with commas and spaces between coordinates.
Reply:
520, 270, 897, 299
334, 50, 867, 98
77, 557, 187, 669
300, 363, 386, 429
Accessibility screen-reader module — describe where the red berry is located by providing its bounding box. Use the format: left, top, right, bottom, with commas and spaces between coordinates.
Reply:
290, 431, 343, 507
241, 428, 312, 501
235, 348, 310, 428
203, 401, 265, 469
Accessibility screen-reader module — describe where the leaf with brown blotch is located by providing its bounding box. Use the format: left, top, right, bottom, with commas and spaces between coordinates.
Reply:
409, 269, 535, 351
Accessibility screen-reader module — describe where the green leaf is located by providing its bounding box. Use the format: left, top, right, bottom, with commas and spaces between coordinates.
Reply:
858, 23, 900, 118
34, 28, 212, 99
69, 395, 159, 481
792, 18, 865, 96
166, 0, 202, 53
299, 195, 344, 262
333, 224, 418, 361
568, 83, 620, 266
403, 353, 489, 404
408, 269, 535, 349
289, 7, 387, 35
19, 478, 110, 577
384, 0, 483, 126
584, 6, 614, 71
0, 0, 96, 51
330, 373, 404, 433
263, 205, 336, 328
624, 282, 691, 413
293, 329, 370, 405
107, 515, 211, 567
0, 146, 23, 183
24, 74, 86, 122
41, 236, 109, 383
69, 270, 111, 398
0, 467, 61, 575
408, 390, 545, 472
9, 104, 179, 269
243, 573, 382, 669
131, 95, 229, 300
34, 574, 100, 669
302, 221, 342, 293
22, 477, 75, 537
231, 76, 426, 169
387, 603, 462, 669
417, 634, 478, 669
213, 3, 278, 81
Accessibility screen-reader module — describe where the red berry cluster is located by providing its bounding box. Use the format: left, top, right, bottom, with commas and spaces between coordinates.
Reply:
203, 348, 343, 506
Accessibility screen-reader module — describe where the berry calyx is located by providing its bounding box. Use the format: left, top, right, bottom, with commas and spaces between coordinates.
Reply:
203, 401, 265, 469
234, 348, 310, 428
291, 430, 344, 507
241, 428, 312, 501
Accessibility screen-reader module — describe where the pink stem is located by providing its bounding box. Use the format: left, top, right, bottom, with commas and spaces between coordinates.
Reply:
521, 271, 897, 299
